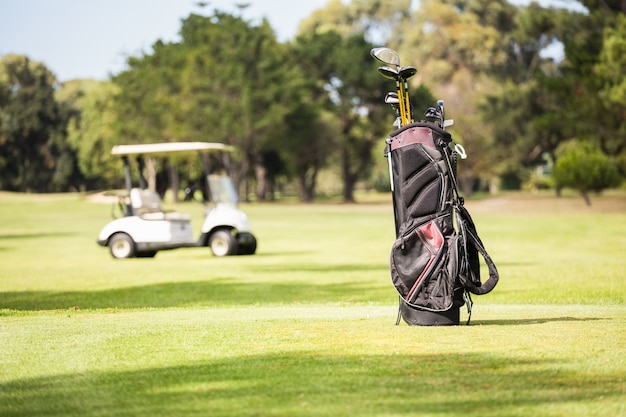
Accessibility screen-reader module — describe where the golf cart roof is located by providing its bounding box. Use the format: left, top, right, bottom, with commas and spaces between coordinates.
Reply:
111, 142, 233, 156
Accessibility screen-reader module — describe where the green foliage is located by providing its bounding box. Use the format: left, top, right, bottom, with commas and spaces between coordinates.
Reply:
297, 0, 412, 42
594, 15, 626, 107
56, 79, 120, 189
475, 2, 625, 189
111, 11, 324, 200
2, 0, 625, 199
289, 31, 394, 202
522, 169, 555, 192
0, 55, 75, 192
552, 140, 621, 204
406, 0, 513, 79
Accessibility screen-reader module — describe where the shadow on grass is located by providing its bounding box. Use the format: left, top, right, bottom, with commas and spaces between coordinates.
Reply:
473, 317, 604, 326
1, 352, 623, 417
253, 263, 387, 273
0, 232, 76, 240
0, 279, 389, 311
0, 232, 77, 252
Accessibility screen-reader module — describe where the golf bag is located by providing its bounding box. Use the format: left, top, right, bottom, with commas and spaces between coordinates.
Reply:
385, 121, 499, 325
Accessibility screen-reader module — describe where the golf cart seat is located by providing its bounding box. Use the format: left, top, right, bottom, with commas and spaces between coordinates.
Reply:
129, 188, 190, 221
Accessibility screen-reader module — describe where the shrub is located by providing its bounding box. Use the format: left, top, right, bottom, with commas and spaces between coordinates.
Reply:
552, 140, 621, 205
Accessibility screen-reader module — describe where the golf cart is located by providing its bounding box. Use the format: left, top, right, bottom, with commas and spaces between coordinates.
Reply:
97, 142, 257, 258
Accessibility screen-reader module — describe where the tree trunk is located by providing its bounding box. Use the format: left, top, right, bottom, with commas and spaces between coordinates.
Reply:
340, 146, 357, 203
459, 175, 476, 197
169, 163, 180, 203
146, 157, 157, 191
299, 168, 317, 203
234, 153, 250, 203
581, 190, 591, 206
343, 173, 357, 203
254, 156, 267, 201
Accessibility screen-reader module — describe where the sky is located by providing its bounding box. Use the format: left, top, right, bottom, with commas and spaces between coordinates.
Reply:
0, 0, 584, 83
0, 0, 331, 82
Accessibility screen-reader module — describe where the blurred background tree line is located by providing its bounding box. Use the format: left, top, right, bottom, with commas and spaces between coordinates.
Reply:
0, 0, 624, 202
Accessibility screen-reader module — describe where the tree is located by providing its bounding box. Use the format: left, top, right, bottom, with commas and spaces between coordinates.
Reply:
290, 31, 393, 202
280, 104, 338, 202
0, 55, 75, 192
298, 0, 412, 44
111, 10, 303, 201
596, 14, 626, 104
112, 38, 197, 197
56, 79, 120, 190
399, 0, 518, 193
593, 13, 626, 173
552, 140, 620, 205
472, 1, 625, 193
403, 0, 513, 82
527, 1, 626, 184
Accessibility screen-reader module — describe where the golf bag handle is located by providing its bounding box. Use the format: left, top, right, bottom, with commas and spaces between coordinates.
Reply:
389, 122, 452, 152
463, 229, 499, 295
456, 204, 499, 295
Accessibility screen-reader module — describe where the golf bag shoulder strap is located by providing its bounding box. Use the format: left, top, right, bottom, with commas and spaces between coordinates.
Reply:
457, 204, 499, 295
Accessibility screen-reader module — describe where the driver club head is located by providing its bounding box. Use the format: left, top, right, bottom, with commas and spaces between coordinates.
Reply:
377, 65, 400, 80
370, 47, 400, 68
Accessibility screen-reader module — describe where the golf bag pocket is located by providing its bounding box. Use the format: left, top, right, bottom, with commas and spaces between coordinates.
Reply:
402, 159, 445, 219
390, 216, 458, 311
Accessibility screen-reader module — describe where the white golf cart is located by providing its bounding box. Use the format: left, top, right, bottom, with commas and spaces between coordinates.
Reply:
97, 142, 257, 258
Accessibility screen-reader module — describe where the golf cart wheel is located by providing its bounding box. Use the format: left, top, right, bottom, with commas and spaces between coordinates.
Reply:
238, 234, 257, 255
108, 233, 136, 259
209, 229, 238, 257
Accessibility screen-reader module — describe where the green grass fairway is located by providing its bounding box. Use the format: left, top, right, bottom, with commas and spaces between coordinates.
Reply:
1, 191, 625, 416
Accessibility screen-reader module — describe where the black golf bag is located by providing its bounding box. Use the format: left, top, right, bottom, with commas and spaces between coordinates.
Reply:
385, 121, 499, 325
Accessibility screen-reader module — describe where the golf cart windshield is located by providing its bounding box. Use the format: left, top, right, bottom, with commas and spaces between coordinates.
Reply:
208, 175, 239, 205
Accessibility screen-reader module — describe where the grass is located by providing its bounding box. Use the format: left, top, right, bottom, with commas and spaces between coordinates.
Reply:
0, 190, 625, 416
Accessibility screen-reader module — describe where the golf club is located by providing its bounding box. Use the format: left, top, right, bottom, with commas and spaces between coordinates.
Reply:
370, 47, 400, 68
424, 106, 441, 121
437, 100, 445, 126
384, 92, 401, 128
384, 92, 399, 105
377, 66, 399, 80
371, 47, 422, 126
437, 100, 455, 128
399, 66, 417, 124
378, 66, 407, 125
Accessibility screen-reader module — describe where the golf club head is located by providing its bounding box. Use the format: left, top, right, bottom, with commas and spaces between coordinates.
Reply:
399, 66, 417, 80
385, 92, 399, 105
377, 65, 400, 80
436, 100, 445, 125
370, 47, 400, 68
424, 107, 441, 119
385, 92, 401, 122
